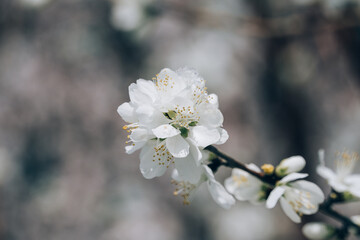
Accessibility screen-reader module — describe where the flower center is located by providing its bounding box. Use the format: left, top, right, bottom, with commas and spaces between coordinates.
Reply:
232, 174, 249, 186
152, 142, 174, 168
171, 179, 196, 205
286, 188, 315, 213
335, 150, 359, 179
164, 107, 199, 130
153, 73, 176, 92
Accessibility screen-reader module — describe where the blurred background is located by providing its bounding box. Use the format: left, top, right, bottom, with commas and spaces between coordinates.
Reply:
1, 0, 360, 239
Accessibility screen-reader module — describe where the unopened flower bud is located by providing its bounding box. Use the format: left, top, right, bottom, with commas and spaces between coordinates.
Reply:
275, 156, 306, 177
261, 164, 274, 175
302, 222, 334, 240
351, 215, 360, 226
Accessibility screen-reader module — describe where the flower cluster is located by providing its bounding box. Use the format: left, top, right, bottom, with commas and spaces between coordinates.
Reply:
117, 67, 360, 240
226, 156, 324, 223
118, 67, 233, 208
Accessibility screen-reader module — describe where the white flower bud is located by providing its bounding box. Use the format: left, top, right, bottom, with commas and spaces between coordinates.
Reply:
302, 222, 334, 240
275, 156, 306, 177
351, 215, 360, 226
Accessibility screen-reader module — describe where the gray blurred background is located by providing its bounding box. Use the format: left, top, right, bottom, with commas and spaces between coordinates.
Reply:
1, 0, 360, 239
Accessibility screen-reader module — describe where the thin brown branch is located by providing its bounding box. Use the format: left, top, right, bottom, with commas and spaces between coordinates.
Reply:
205, 145, 280, 185
205, 145, 265, 182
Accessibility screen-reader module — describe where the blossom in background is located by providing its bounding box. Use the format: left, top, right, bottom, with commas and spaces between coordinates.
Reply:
18, 0, 51, 8
302, 222, 335, 240
351, 215, 360, 226
110, 0, 151, 31
224, 164, 267, 204
317, 149, 360, 198
275, 155, 306, 177
172, 164, 235, 209
266, 172, 325, 223
117, 67, 228, 179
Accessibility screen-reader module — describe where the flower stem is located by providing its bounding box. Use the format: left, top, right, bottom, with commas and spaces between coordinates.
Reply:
205, 145, 265, 181
205, 145, 279, 185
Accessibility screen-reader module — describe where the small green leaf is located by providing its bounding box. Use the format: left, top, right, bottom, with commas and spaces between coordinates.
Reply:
188, 121, 198, 127
275, 167, 288, 177
163, 112, 171, 120
167, 110, 177, 119
179, 127, 189, 138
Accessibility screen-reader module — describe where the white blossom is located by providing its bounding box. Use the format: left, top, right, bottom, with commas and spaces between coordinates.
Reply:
317, 149, 360, 198
118, 67, 228, 180
302, 222, 335, 240
172, 164, 235, 209
224, 164, 267, 204
275, 156, 306, 177
351, 215, 360, 226
266, 172, 324, 223
18, 0, 51, 7
110, 0, 151, 31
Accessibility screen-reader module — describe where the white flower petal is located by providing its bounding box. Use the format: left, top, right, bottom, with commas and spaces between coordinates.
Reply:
152, 124, 180, 139
266, 186, 285, 209
117, 102, 137, 123
302, 222, 334, 240
247, 163, 262, 173
349, 187, 360, 198
136, 79, 157, 102
202, 165, 215, 180
234, 185, 262, 202
207, 93, 219, 107
174, 156, 202, 184
139, 143, 167, 179
280, 197, 301, 223
190, 126, 220, 148
125, 141, 146, 154
344, 174, 360, 185
187, 139, 203, 165
166, 135, 190, 158
216, 128, 229, 145
318, 149, 325, 165
130, 128, 149, 142
135, 105, 156, 124
279, 172, 308, 184
224, 176, 239, 195
224, 167, 263, 202
292, 180, 325, 204
328, 179, 348, 192
199, 108, 224, 128
276, 156, 306, 176
168, 96, 194, 110
157, 68, 187, 96
171, 169, 181, 182
207, 179, 235, 209
317, 165, 337, 181
176, 67, 205, 87
129, 82, 152, 106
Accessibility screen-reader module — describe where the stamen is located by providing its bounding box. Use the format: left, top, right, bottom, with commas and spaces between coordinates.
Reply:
171, 179, 196, 205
